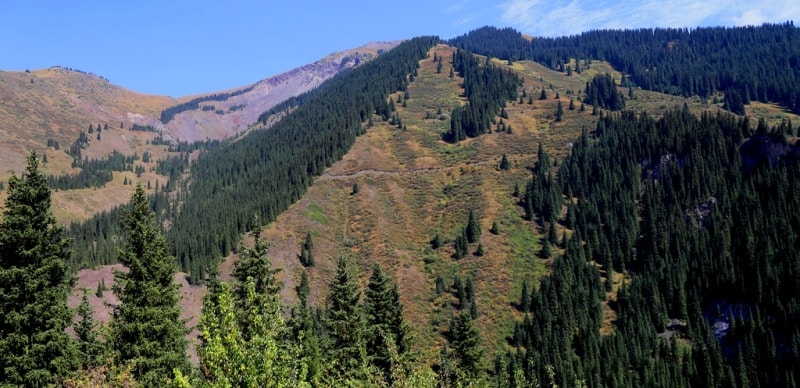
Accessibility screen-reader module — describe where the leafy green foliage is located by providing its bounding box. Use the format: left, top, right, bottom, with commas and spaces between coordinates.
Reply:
198, 279, 305, 387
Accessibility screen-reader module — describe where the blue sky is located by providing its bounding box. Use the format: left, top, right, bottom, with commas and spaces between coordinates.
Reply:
1, 1, 797, 97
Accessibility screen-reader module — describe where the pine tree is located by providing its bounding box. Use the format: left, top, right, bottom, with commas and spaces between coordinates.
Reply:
475, 243, 484, 257
490, 220, 500, 235
466, 209, 481, 244
448, 313, 483, 380
364, 264, 411, 384
110, 183, 188, 385
95, 278, 105, 297
454, 228, 469, 259
299, 232, 315, 267
453, 276, 467, 310
290, 271, 322, 384
326, 257, 366, 375
431, 232, 442, 249
74, 289, 104, 370
296, 270, 310, 307
520, 280, 531, 312
499, 153, 510, 171
232, 225, 281, 340
539, 238, 552, 258
435, 274, 446, 296
0, 151, 77, 385
556, 100, 564, 121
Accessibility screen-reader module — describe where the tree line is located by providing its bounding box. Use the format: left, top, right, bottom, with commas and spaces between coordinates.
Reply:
160, 86, 255, 124
444, 49, 521, 142
450, 23, 800, 114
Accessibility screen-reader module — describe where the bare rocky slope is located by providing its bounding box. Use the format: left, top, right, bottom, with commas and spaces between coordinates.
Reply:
161, 41, 401, 142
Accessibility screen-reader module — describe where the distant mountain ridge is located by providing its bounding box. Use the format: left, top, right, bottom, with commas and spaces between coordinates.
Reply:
159, 41, 401, 142
0, 41, 400, 175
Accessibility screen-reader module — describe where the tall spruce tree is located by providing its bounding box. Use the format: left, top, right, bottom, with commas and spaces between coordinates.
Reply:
364, 264, 411, 383
448, 313, 483, 381
74, 289, 104, 370
326, 257, 366, 375
231, 225, 281, 340
466, 209, 481, 244
0, 151, 77, 385
110, 183, 188, 385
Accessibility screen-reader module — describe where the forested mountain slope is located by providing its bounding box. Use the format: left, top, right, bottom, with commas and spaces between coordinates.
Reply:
4, 23, 800, 386
450, 23, 800, 115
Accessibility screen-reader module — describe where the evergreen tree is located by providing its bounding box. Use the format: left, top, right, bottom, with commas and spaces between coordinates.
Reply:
499, 153, 510, 170
74, 289, 104, 370
556, 100, 564, 121
290, 270, 322, 385
520, 280, 531, 312
431, 232, 442, 249
474, 243, 484, 257
96, 278, 105, 297
0, 151, 77, 385
435, 274, 447, 296
110, 183, 188, 385
454, 228, 469, 259
326, 257, 367, 375
364, 264, 411, 384
453, 276, 467, 310
466, 209, 481, 244
231, 225, 281, 340
448, 313, 483, 380
489, 220, 500, 235
539, 238, 552, 258
296, 270, 310, 307
299, 232, 315, 267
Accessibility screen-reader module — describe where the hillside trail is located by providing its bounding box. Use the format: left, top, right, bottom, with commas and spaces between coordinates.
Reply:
318, 159, 493, 180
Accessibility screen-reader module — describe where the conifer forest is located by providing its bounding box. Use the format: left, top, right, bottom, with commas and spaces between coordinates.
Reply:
2, 24, 800, 386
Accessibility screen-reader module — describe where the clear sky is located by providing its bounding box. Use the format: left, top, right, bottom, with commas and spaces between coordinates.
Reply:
1, 0, 797, 97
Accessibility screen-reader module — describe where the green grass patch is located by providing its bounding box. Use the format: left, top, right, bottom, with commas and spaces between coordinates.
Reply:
499, 197, 546, 292
304, 202, 329, 225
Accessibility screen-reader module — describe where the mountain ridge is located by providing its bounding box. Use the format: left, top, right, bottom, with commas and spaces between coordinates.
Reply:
0, 41, 400, 178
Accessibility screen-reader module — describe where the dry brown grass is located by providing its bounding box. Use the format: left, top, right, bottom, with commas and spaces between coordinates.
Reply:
51, 46, 800, 369
0, 68, 174, 174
